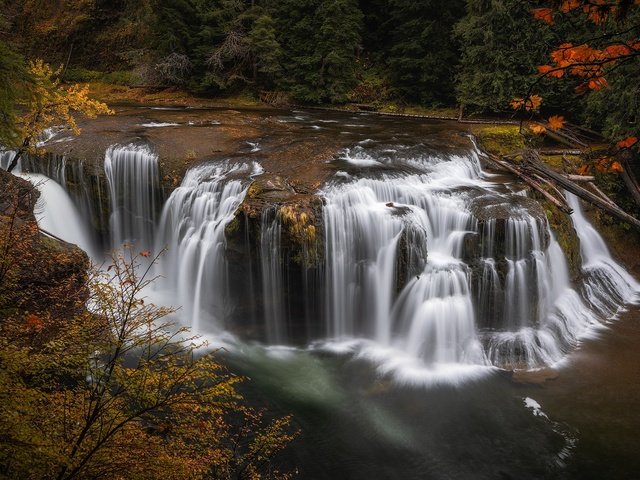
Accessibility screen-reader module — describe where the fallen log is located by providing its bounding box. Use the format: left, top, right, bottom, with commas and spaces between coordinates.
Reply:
484, 153, 572, 214
539, 149, 584, 156
587, 182, 618, 208
546, 127, 589, 148
563, 174, 596, 182
522, 150, 640, 230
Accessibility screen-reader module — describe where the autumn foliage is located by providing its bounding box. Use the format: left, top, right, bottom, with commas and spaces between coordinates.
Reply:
512, 0, 640, 181
530, 0, 640, 98
5, 59, 112, 173
0, 177, 298, 479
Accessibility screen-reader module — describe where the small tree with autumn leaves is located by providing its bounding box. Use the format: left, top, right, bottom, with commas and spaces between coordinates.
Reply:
515, 1, 639, 151
4, 59, 112, 173
505, 0, 640, 206
0, 244, 298, 479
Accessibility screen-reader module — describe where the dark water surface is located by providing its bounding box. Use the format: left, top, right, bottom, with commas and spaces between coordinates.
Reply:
223, 304, 640, 479
530, 306, 640, 479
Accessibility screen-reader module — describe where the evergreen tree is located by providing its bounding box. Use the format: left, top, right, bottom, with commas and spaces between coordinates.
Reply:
248, 14, 283, 87
455, 0, 555, 112
271, 0, 362, 103
0, 40, 31, 147
193, 1, 282, 91
147, 0, 198, 85
369, 0, 465, 105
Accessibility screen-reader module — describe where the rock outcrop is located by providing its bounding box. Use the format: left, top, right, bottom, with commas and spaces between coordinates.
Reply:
0, 170, 89, 321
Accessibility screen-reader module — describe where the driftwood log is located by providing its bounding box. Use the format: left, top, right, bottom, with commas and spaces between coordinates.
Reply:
483, 153, 572, 214
483, 149, 640, 230
521, 150, 640, 230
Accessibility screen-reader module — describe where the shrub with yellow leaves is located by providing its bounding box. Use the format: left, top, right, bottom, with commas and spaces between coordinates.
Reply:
5, 59, 113, 173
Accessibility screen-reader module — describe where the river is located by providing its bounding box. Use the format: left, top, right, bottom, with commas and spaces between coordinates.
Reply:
4, 106, 639, 479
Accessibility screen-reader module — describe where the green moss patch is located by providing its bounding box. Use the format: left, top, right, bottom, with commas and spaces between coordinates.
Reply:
471, 124, 524, 157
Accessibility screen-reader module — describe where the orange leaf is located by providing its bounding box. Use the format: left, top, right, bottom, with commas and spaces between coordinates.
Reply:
547, 115, 566, 130
532, 8, 554, 24
510, 98, 525, 110
527, 95, 542, 111
140, 250, 151, 258
603, 44, 632, 58
560, 0, 581, 13
576, 165, 590, 176
616, 136, 638, 149
609, 161, 624, 173
511, 95, 542, 111
587, 77, 608, 90
595, 156, 610, 173
26, 314, 44, 332
530, 124, 546, 135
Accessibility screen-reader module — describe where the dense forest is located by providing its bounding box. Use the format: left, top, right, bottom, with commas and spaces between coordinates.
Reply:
2, 0, 638, 216
0, 1, 637, 137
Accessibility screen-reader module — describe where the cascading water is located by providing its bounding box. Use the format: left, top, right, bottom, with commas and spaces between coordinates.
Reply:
2, 150, 102, 258
154, 161, 262, 332
20, 173, 97, 258
23, 154, 108, 253
567, 193, 640, 315
316, 140, 634, 379
105, 144, 161, 249
10, 109, 639, 383
261, 207, 286, 344
322, 148, 488, 375
0, 150, 17, 171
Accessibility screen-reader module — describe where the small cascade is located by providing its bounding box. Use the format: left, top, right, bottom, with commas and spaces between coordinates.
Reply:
22, 173, 96, 257
261, 207, 286, 343
566, 193, 640, 315
0, 150, 18, 171
3, 151, 104, 258
323, 180, 405, 342
105, 144, 161, 250
22, 154, 109, 252
154, 161, 262, 332
253, 204, 323, 345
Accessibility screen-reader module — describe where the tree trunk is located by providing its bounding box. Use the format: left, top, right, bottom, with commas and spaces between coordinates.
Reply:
6, 150, 23, 173
620, 156, 640, 207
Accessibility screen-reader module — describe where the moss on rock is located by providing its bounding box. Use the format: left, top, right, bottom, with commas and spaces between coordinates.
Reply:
470, 124, 525, 157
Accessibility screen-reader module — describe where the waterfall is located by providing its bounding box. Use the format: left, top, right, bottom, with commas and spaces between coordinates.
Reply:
10, 115, 639, 379
21, 173, 97, 257
261, 207, 286, 343
105, 144, 161, 250
23, 154, 108, 252
566, 193, 640, 315
154, 161, 262, 332
316, 142, 640, 376
3, 151, 103, 258
323, 180, 405, 342
322, 151, 487, 368
1, 150, 18, 172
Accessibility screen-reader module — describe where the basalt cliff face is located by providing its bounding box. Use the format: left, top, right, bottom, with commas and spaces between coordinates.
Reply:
0, 169, 89, 321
